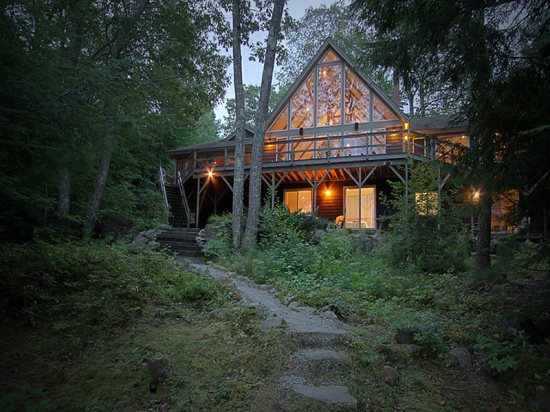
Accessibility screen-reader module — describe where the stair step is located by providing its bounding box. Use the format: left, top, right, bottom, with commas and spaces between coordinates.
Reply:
158, 242, 201, 251
157, 235, 200, 242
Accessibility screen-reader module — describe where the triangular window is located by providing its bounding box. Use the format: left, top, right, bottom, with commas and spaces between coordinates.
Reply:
320, 49, 340, 63
372, 95, 397, 121
268, 106, 288, 131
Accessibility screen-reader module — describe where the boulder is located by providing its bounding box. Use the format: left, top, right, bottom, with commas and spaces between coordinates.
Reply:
283, 295, 295, 306
449, 347, 472, 371
383, 365, 399, 386
320, 310, 338, 320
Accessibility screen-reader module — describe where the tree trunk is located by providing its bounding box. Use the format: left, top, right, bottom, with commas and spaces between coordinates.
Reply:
84, 145, 113, 236
84, 0, 149, 236
57, 168, 70, 214
243, 0, 285, 246
476, 188, 492, 270
231, 0, 246, 249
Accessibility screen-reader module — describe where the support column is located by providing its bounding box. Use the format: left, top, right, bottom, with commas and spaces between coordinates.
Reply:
196, 177, 200, 228
358, 167, 362, 230
271, 173, 275, 209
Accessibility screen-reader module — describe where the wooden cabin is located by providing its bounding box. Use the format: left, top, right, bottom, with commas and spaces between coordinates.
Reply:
163, 40, 519, 234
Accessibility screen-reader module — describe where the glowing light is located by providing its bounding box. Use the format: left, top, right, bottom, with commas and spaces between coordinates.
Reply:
208, 170, 214, 178
325, 189, 331, 196
404, 135, 409, 141
473, 191, 480, 200
404, 122, 410, 130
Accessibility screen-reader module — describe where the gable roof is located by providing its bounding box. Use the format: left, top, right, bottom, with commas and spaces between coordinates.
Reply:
265, 38, 408, 129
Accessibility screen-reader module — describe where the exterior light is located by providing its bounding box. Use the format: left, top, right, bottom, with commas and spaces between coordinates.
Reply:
325, 189, 331, 196
473, 190, 480, 200
208, 170, 213, 178
404, 122, 409, 130
404, 135, 409, 141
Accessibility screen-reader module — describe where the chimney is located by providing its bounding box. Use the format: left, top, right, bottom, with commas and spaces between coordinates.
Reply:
392, 70, 400, 106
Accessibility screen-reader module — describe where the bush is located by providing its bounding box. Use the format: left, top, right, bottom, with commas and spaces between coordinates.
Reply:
377, 162, 470, 273
203, 213, 233, 259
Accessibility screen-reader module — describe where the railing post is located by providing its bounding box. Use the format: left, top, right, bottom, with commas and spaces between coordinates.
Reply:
290, 136, 294, 163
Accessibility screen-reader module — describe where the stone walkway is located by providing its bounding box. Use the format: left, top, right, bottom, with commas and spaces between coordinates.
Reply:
187, 260, 357, 409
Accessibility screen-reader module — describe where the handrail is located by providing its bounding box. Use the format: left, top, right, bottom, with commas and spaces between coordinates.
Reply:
158, 166, 169, 211
176, 170, 191, 222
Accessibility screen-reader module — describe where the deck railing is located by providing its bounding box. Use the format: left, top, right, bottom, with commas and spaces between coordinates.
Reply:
179, 130, 463, 176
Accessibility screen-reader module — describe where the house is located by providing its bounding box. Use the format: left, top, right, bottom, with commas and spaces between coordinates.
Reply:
162, 39, 518, 234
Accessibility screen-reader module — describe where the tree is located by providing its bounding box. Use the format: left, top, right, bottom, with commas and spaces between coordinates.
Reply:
277, 1, 390, 95
0, 0, 228, 241
243, 0, 286, 246
221, 84, 283, 136
353, 0, 550, 269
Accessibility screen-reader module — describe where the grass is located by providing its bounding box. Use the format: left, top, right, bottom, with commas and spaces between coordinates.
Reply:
0, 241, 290, 411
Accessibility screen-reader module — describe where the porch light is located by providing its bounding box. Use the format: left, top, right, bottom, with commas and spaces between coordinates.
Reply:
404, 135, 409, 141
473, 190, 480, 201
325, 189, 331, 196
404, 122, 409, 131
208, 170, 214, 178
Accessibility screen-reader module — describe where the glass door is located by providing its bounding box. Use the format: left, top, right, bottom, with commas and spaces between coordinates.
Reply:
344, 186, 376, 229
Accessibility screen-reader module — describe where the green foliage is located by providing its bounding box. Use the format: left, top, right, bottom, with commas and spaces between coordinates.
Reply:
377, 162, 470, 273
0, 1, 229, 241
204, 213, 233, 259
391, 311, 447, 355
475, 330, 532, 374
0, 241, 217, 333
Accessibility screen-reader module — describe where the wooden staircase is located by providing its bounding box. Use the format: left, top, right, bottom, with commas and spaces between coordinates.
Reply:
157, 227, 202, 257
165, 184, 188, 227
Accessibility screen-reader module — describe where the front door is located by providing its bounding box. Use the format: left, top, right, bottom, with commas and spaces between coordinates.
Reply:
344, 186, 376, 229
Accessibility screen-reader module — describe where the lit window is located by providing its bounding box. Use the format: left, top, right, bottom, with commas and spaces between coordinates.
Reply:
317, 64, 342, 126
268, 107, 288, 131
291, 73, 314, 129
415, 192, 438, 215
320, 49, 340, 63
372, 94, 397, 121
283, 189, 312, 213
345, 69, 370, 123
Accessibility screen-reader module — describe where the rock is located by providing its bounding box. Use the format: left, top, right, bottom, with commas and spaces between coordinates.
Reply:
395, 328, 416, 345
133, 229, 160, 245
321, 304, 336, 313
292, 384, 357, 408
288, 301, 300, 309
383, 365, 399, 386
261, 315, 284, 331
283, 295, 295, 306
159, 223, 171, 230
449, 347, 472, 371
143, 229, 157, 240
249, 302, 261, 309
147, 358, 170, 393
320, 310, 338, 320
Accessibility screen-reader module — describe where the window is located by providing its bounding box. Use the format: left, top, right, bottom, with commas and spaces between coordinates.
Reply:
415, 192, 438, 215
283, 189, 312, 213
291, 73, 314, 129
321, 49, 340, 63
345, 69, 370, 123
268, 106, 288, 131
344, 187, 376, 228
491, 190, 518, 232
292, 136, 314, 161
372, 95, 397, 121
317, 64, 342, 126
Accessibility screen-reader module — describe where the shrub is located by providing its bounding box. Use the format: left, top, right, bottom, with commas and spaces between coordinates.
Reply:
377, 162, 470, 273
391, 310, 447, 355
203, 213, 232, 259
475, 329, 532, 374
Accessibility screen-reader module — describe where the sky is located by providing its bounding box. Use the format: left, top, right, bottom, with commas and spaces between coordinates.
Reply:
213, 0, 338, 123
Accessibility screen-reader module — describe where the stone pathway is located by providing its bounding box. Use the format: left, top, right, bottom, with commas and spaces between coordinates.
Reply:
187, 260, 358, 409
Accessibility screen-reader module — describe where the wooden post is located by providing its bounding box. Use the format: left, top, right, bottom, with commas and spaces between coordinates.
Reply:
271, 173, 275, 209
405, 163, 409, 206
313, 171, 317, 212
196, 177, 200, 228
358, 167, 362, 230
437, 168, 442, 232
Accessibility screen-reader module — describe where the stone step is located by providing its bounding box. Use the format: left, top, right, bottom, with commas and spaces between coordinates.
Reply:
158, 241, 201, 251
281, 376, 357, 408
157, 233, 199, 241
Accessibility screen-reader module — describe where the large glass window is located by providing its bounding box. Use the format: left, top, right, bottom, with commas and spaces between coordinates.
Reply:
268, 106, 288, 131
317, 64, 342, 126
372, 95, 397, 121
284, 189, 312, 213
344, 187, 376, 228
291, 73, 314, 129
345, 69, 370, 123
321, 49, 340, 63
